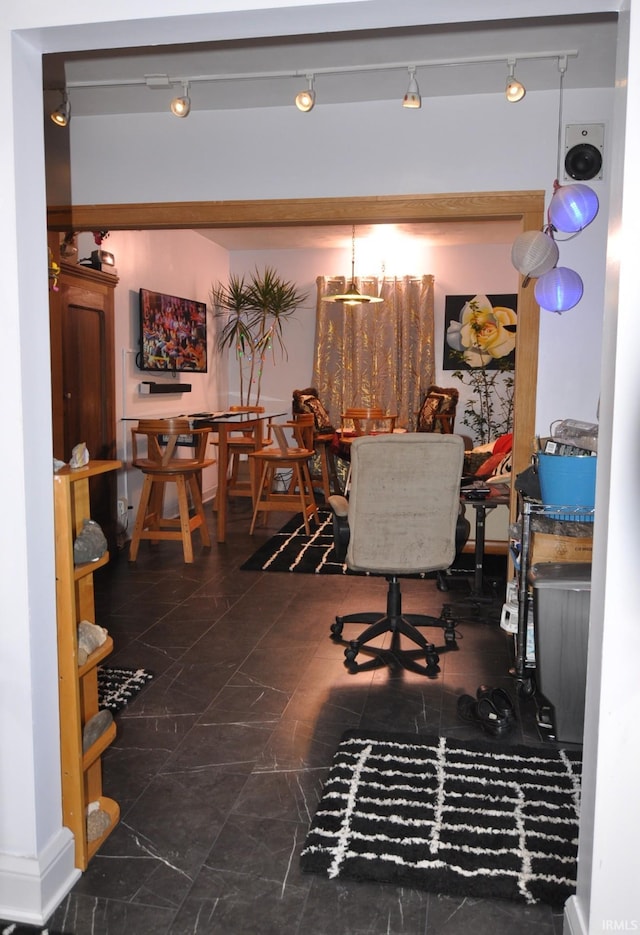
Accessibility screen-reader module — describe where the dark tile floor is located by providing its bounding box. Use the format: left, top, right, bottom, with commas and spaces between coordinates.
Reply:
37, 503, 567, 935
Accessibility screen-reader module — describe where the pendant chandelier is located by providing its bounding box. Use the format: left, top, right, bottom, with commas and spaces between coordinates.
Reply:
322, 226, 383, 305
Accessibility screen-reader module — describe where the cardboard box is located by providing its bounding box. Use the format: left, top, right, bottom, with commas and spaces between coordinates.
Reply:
530, 531, 593, 565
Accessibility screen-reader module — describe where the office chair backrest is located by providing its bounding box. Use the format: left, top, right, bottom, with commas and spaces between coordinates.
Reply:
346, 433, 464, 575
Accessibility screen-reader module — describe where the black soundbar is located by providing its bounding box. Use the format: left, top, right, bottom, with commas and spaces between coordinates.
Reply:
139, 381, 192, 394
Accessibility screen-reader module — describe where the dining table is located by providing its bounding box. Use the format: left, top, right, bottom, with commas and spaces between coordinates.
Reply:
189, 409, 286, 542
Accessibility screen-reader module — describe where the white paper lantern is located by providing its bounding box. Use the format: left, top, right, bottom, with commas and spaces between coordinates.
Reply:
549, 184, 599, 233
534, 267, 584, 312
511, 230, 559, 280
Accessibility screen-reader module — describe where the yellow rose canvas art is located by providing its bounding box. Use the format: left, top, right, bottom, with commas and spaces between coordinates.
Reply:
443, 293, 517, 370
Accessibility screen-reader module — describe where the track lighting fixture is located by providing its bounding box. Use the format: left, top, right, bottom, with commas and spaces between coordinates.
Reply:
57, 50, 577, 120
505, 59, 526, 103
402, 67, 421, 109
295, 75, 315, 112
170, 81, 191, 117
322, 227, 383, 305
50, 91, 70, 127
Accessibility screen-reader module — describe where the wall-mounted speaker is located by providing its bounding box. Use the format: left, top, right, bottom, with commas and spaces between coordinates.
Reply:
564, 124, 604, 181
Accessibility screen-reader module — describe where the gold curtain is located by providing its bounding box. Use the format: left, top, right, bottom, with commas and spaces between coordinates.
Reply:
312, 274, 435, 430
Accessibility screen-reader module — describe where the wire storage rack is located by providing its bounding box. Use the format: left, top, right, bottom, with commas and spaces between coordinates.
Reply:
513, 495, 595, 697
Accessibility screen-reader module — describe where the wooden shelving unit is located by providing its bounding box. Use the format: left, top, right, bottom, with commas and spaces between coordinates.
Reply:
53, 459, 122, 870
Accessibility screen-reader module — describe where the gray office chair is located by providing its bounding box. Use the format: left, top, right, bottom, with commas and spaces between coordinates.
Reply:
329, 432, 465, 676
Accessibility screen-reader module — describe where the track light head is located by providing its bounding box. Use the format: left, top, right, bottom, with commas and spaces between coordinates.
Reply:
50, 91, 70, 127
170, 81, 191, 117
403, 67, 421, 109
295, 75, 315, 112
505, 59, 526, 103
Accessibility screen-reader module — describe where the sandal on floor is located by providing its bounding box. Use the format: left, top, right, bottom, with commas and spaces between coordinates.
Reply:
457, 693, 513, 737
476, 685, 517, 725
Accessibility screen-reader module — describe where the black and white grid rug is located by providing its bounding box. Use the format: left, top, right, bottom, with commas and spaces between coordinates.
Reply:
97, 666, 154, 714
240, 510, 506, 588
240, 509, 348, 574
300, 730, 581, 908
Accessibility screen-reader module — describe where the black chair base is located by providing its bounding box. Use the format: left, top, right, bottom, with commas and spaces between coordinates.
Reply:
329, 575, 458, 677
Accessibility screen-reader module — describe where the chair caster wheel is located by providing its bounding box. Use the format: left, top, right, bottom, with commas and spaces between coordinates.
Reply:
425, 650, 440, 676
344, 645, 358, 665
330, 617, 344, 639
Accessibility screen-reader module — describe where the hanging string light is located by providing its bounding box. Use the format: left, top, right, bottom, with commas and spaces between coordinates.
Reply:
322, 226, 383, 305
510, 55, 597, 313
548, 179, 599, 233
511, 229, 559, 285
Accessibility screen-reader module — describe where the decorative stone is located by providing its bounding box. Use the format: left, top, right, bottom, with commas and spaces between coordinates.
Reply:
82, 709, 113, 752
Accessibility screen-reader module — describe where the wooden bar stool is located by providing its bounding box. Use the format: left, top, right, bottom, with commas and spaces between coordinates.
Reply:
129, 418, 214, 563
248, 417, 319, 534
211, 405, 272, 508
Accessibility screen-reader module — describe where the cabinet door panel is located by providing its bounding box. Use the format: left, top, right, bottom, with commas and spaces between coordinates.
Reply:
51, 263, 117, 548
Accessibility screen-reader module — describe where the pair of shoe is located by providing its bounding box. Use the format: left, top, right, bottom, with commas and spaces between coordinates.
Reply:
457, 684, 517, 737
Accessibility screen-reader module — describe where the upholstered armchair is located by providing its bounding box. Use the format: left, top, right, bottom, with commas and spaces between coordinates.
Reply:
328, 432, 465, 676
292, 386, 342, 499
416, 385, 459, 433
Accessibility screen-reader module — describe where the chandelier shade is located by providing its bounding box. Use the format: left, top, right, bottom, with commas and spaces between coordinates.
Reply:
322, 226, 383, 305
534, 266, 584, 312
511, 230, 559, 283
548, 183, 599, 233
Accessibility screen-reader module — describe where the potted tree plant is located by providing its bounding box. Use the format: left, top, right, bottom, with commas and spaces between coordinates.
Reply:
211, 267, 308, 406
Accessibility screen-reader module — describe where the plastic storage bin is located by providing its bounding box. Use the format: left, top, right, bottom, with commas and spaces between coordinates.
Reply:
529, 562, 592, 744
537, 452, 596, 520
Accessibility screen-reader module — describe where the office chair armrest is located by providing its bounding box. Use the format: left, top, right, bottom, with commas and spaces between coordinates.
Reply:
327, 495, 348, 517
328, 495, 350, 561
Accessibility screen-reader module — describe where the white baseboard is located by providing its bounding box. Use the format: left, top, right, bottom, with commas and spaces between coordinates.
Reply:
564, 895, 588, 935
0, 828, 80, 925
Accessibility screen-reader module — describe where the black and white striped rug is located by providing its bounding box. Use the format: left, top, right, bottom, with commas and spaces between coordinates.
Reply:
300, 730, 581, 908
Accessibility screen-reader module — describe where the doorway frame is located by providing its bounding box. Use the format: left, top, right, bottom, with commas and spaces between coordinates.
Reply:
48, 189, 545, 493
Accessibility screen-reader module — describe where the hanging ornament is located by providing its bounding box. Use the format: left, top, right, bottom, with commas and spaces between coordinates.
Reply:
548, 180, 599, 233
534, 266, 584, 313
511, 230, 559, 285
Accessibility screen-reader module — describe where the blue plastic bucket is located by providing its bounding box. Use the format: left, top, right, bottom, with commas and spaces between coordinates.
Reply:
537, 453, 597, 520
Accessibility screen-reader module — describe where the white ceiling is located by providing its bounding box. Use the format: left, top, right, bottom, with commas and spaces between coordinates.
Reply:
195, 219, 523, 251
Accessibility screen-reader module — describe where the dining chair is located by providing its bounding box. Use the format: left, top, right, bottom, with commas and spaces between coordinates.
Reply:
129, 418, 214, 563
340, 407, 397, 436
248, 416, 319, 534
339, 407, 398, 493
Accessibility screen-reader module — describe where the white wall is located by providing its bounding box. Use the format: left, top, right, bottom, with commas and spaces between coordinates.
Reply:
76, 229, 230, 514
222, 238, 520, 442
68, 88, 612, 435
